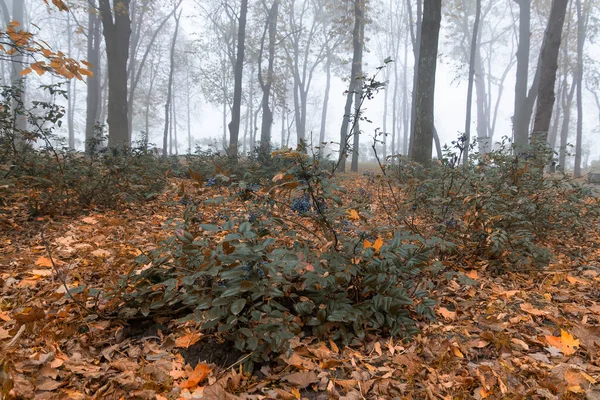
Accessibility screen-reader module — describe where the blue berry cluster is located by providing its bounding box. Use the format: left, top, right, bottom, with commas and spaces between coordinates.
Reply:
248, 212, 261, 223
205, 178, 217, 187
242, 261, 266, 279
179, 195, 196, 205
247, 183, 261, 192
291, 194, 312, 214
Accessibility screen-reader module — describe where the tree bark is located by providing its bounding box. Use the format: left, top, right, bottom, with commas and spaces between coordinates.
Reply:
85, 0, 102, 153
464, 0, 481, 165
406, 0, 422, 155
319, 55, 331, 158
162, 8, 182, 157
338, 0, 363, 172
531, 0, 569, 152
574, 0, 584, 177
227, 0, 249, 159
350, 0, 365, 173
258, 0, 279, 160
99, 0, 132, 149
512, 0, 531, 152
409, 0, 441, 165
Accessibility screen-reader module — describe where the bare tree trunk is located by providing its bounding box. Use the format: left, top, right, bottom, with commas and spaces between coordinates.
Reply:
409, 0, 441, 164
531, 0, 569, 153
402, 22, 409, 155
319, 56, 331, 158
99, 0, 132, 149
85, 0, 102, 153
228, 0, 248, 159
187, 70, 192, 154
66, 11, 75, 150
11, 0, 26, 136
338, 0, 364, 172
512, 0, 531, 152
406, 0, 422, 155
464, 0, 481, 165
173, 88, 178, 156
382, 66, 389, 160
162, 8, 182, 157
258, 0, 279, 159
558, 80, 576, 171
574, 0, 584, 177
350, 0, 365, 173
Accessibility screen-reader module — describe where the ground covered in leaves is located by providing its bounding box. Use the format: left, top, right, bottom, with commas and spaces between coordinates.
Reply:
1, 174, 600, 399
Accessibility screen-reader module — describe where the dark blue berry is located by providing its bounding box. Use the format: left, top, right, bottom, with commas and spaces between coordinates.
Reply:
205, 178, 217, 187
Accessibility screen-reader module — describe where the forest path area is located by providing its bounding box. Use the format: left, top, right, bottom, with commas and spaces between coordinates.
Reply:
0, 175, 600, 399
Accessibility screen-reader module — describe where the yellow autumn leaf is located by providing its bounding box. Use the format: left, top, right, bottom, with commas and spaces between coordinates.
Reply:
373, 237, 384, 252
545, 329, 579, 355
347, 209, 360, 220
20, 68, 32, 76
363, 240, 372, 250
452, 346, 464, 358
272, 173, 284, 182
560, 330, 580, 355
34, 256, 53, 268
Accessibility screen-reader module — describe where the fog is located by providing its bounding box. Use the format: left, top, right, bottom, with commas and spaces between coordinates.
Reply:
2, 0, 599, 170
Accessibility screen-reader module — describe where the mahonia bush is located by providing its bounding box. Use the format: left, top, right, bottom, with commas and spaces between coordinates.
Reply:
0, 84, 167, 215
394, 137, 600, 270
114, 148, 436, 367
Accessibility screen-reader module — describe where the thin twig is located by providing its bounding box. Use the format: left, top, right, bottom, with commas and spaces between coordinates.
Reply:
41, 229, 107, 318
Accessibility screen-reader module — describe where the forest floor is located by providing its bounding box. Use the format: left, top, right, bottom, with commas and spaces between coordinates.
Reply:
1, 174, 600, 399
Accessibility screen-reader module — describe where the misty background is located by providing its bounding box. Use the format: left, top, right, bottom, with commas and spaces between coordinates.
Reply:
2, 0, 599, 170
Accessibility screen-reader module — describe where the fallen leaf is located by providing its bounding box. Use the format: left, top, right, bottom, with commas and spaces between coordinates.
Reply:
520, 303, 550, 316
34, 257, 53, 268
347, 209, 360, 220
175, 332, 202, 349
13, 306, 45, 324
438, 307, 457, 321
283, 371, 318, 388
466, 270, 479, 280
90, 249, 111, 258
82, 217, 98, 224
545, 330, 579, 356
180, 363, 211, 389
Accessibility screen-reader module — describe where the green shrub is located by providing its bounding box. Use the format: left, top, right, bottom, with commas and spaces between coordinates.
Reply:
113, 149, 436, 367
0, 84, 167, 215
395, 137, 600, 270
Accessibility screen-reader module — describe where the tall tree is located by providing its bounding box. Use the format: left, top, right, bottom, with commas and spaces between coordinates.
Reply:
409, 0, 442, 164
512, 0, 531, 151
161, 6, 182, 157
464, 0, 482, 164
258, 0, 279, 159
350, 1, 364, 173
85, 1, 103, 153
338, 0, 364, 172
98, 0, 132, 149
531, 0, 569, 151
573, 0, 587, 177
228, 0, 248, 158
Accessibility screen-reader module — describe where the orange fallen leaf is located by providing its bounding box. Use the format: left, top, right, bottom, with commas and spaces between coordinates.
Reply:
437, 307, 457, 321
347, 209, 360, 220
545, 329, 579, 356
373, 237, 384, 252
34, 257, 53, 268
452, 346, 464, 358
175, 332, 202, 349
466, 270, 478, 280
81, 216, 98, 224
520, 303, 550, 316
180, 363, 211, 389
